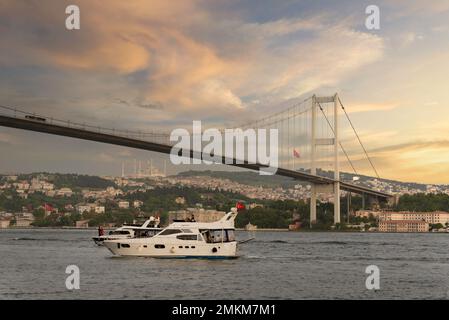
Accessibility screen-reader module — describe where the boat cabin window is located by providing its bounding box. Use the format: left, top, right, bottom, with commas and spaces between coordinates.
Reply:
176, 234, 198, 241
159, 229, 182, 236
200, 229, 236, 243
110, 230, 131, 235
226, 230, 235, 242
134, 229, 158, 238
145, 230, 158, 237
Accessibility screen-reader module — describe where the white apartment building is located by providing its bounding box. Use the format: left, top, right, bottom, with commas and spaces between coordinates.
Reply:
379, 220, 429, 233
133, 200, 143, 208
95, 206, 105, 214
0, 219, 11, 228
13, 182, 30, 190
379, 211, 449, 225
77, 203, 105, 214
118, 201, 130, 209
15, 213, 35, 227
56, 188, 73, 197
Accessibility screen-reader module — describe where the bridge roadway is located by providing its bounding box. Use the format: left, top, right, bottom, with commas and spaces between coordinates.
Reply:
0, 114, 392, 199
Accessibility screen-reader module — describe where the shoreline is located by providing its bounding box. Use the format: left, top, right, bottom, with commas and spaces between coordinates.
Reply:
1, 226, 447, 234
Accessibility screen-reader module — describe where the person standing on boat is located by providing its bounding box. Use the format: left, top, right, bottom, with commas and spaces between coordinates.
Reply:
98, 225, 104, 236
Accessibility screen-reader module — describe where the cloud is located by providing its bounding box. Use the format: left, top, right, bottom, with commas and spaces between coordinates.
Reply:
389, 0, 449, 15
0, 0, 385, 123
370, 140, 449, 155
0, 132, 17, 144
334, 139, 449, 183
343, 102, 399, 113
399, 32, 424, 47
96, 153, 116, 163
115, 98, 164, 110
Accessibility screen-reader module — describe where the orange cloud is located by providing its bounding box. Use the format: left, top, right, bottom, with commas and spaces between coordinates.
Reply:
344, 102, 400, 113
0, 0, 385, 120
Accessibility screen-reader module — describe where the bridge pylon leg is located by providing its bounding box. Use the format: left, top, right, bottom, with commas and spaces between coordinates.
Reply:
334, 181, 340, 224
310, 183, 317, 227
333, 93, 340, 225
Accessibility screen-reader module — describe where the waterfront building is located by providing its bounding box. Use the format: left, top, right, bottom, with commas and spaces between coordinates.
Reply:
15, 213, 35, 227
0, 219, 11, 228
379, 220, 428, 233
379, 211, 449, 225
355, 210, 380, 219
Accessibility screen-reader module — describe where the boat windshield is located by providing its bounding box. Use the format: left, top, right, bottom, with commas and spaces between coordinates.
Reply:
158, 229, 182, 236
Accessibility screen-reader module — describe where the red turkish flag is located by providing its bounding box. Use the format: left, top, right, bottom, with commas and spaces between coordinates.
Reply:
293, 149, 301, 158
236, 202, 246, 211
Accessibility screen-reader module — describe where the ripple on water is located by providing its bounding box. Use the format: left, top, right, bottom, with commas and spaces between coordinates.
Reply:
1, 229, 448, 299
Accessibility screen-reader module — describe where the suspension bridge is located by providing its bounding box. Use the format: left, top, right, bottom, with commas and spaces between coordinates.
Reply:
0, 93, 392, 225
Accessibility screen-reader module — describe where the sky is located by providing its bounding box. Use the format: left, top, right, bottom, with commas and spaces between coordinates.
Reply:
1, 0, 449, 184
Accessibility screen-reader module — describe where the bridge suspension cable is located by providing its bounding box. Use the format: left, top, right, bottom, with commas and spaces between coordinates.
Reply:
316, 102, 358, 175
234, 96, 312, 130
337, 97, 380, 179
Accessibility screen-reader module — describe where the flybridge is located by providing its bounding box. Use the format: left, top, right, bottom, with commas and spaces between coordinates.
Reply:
169, 121, 279, 175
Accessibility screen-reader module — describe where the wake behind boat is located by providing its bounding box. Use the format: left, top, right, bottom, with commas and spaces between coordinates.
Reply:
93, 216, 162, 246
103, 203, 244, 259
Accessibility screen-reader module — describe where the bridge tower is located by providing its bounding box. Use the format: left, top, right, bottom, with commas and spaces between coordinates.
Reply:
310, 93, 340, 226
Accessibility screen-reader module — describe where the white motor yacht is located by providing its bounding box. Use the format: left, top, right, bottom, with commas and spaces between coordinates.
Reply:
93, 216, 162, 246
103, 205, 242, 259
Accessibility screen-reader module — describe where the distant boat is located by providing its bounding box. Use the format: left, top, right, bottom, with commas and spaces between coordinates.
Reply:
245, 222, 258, 231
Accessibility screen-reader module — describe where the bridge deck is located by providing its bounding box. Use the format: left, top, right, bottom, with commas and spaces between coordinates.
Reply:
0, 114, 392, 199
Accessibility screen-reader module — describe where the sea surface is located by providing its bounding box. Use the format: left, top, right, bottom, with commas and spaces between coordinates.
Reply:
0, 229, 448, 299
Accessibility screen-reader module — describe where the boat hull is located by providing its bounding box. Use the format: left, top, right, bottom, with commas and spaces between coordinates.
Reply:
92, 235, 131, 246
103, 238, 238, 258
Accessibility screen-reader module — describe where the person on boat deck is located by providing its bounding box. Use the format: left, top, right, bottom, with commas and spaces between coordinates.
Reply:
190, 214, 196, 222
98, 226, 104, 236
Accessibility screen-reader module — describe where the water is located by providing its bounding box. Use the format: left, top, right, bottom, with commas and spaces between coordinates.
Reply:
0, 229, 448, 299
